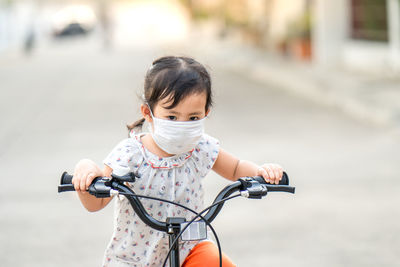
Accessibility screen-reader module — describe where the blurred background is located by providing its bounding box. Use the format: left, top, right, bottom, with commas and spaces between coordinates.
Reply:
0, 0, 399, 266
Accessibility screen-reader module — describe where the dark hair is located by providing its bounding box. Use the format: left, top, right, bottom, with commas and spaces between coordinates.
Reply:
127, 56, 213, 132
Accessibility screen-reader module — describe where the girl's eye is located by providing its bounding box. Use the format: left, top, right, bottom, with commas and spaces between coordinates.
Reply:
167, 116, 177, 121
189, 116, 199, 121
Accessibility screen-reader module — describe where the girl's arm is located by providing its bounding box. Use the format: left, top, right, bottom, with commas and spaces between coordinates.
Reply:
72, 159, 113, 212
212, 149, 283, 184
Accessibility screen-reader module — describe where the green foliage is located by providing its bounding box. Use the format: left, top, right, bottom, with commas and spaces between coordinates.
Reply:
287, 10, 312, 40
1, 0, 14, 7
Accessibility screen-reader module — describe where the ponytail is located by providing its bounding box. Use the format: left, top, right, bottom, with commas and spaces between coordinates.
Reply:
127, 117, 146, 136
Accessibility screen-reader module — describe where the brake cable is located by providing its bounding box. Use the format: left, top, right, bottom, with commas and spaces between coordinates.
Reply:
116, 191, 227, 267
162, 193, 242, 267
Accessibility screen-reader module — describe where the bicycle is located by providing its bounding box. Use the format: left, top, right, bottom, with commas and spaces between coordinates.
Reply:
58, 170, 295, 267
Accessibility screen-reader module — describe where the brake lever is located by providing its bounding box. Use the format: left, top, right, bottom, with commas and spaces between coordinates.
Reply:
88, 177, 114, 198
252, 176, 296, 194
111, 171, 137, 183
239, 177, 296, 198
238, 178, 268, 199
87, 171, 138, 198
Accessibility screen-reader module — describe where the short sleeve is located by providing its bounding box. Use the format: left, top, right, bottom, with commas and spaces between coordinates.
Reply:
103, 138, 142, 174
191, 134, 220, 178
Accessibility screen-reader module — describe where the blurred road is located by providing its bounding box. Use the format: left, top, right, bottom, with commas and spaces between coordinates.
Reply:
1, 34, 399, 267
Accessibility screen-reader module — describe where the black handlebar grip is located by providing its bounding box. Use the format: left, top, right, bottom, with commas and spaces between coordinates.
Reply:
58, 172, 75, 193
61, 172, 73, 184
279, 172, 289, 185
253, 172, 295, 194
253, 171, 289, 185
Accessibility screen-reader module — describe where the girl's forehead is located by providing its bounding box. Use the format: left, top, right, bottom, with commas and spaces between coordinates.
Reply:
159, 92, 207, 109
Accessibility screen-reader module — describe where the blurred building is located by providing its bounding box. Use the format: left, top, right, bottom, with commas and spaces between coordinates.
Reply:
2, 0, 400, 75
0, 0, 31, 52
190, 0, 400, 74
0, 0, 98, 53
314, 0, 400, 74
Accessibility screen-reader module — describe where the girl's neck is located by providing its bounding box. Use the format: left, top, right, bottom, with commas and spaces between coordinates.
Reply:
140, 134, 174, 158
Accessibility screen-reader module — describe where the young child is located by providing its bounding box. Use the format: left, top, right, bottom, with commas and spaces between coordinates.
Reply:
72, 56, 284, 267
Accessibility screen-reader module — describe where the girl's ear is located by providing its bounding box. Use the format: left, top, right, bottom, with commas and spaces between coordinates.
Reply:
141, 104, 153, 122
205, 108, 211, 117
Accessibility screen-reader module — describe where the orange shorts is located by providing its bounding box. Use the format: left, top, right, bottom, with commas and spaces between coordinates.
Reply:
182, 241, 236, 267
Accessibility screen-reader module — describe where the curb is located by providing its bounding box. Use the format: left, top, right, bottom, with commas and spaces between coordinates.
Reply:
186, 34, 400, 131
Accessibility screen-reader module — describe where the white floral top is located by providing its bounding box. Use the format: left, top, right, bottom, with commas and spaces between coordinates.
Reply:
102, 133, 220, 267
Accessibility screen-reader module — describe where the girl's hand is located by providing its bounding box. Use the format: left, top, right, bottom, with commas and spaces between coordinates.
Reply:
72, 159, 103, 193
256, 163, 284, 184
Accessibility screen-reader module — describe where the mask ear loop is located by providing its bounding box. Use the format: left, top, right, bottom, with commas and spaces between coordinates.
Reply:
141, 93, 155, 118
146, 103, 155, 119
142, 100, 155, 135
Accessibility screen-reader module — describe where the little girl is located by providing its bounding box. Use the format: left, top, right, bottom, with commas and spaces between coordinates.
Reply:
72, 56, 284, 267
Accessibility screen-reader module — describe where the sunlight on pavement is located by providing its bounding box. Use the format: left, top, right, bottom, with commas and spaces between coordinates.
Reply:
112, 0, 190, 46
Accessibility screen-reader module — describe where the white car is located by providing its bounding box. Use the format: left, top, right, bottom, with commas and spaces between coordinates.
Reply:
51, 5, 96, 37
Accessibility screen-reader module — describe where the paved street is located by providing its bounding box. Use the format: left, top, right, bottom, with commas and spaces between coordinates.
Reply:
1, 34, 399, 267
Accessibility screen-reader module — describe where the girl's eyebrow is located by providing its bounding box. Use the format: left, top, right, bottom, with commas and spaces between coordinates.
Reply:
165, 110, 203, 116
165, 110, 180, 115
189, 111, 202, 116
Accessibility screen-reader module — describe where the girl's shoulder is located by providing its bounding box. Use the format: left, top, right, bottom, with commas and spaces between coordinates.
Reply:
110, 134, 144, 154
103, 134, 145, 170
190, 134, 220, 177
196, 134, 220, 152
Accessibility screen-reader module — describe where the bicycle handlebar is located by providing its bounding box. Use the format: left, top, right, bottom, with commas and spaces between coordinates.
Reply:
202, 172, 294, 222
58, 171, 295, 230
58, 172, 293, 191
58, 172, 74, 192
59, 171, 295, 267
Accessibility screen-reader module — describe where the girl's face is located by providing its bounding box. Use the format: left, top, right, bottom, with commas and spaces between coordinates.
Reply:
142, 92, 210, 122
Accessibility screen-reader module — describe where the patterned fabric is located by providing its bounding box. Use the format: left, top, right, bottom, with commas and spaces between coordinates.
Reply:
102, 133, 220, 267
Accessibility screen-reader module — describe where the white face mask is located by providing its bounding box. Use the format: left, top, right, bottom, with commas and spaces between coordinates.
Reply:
148, 109, 205, 155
